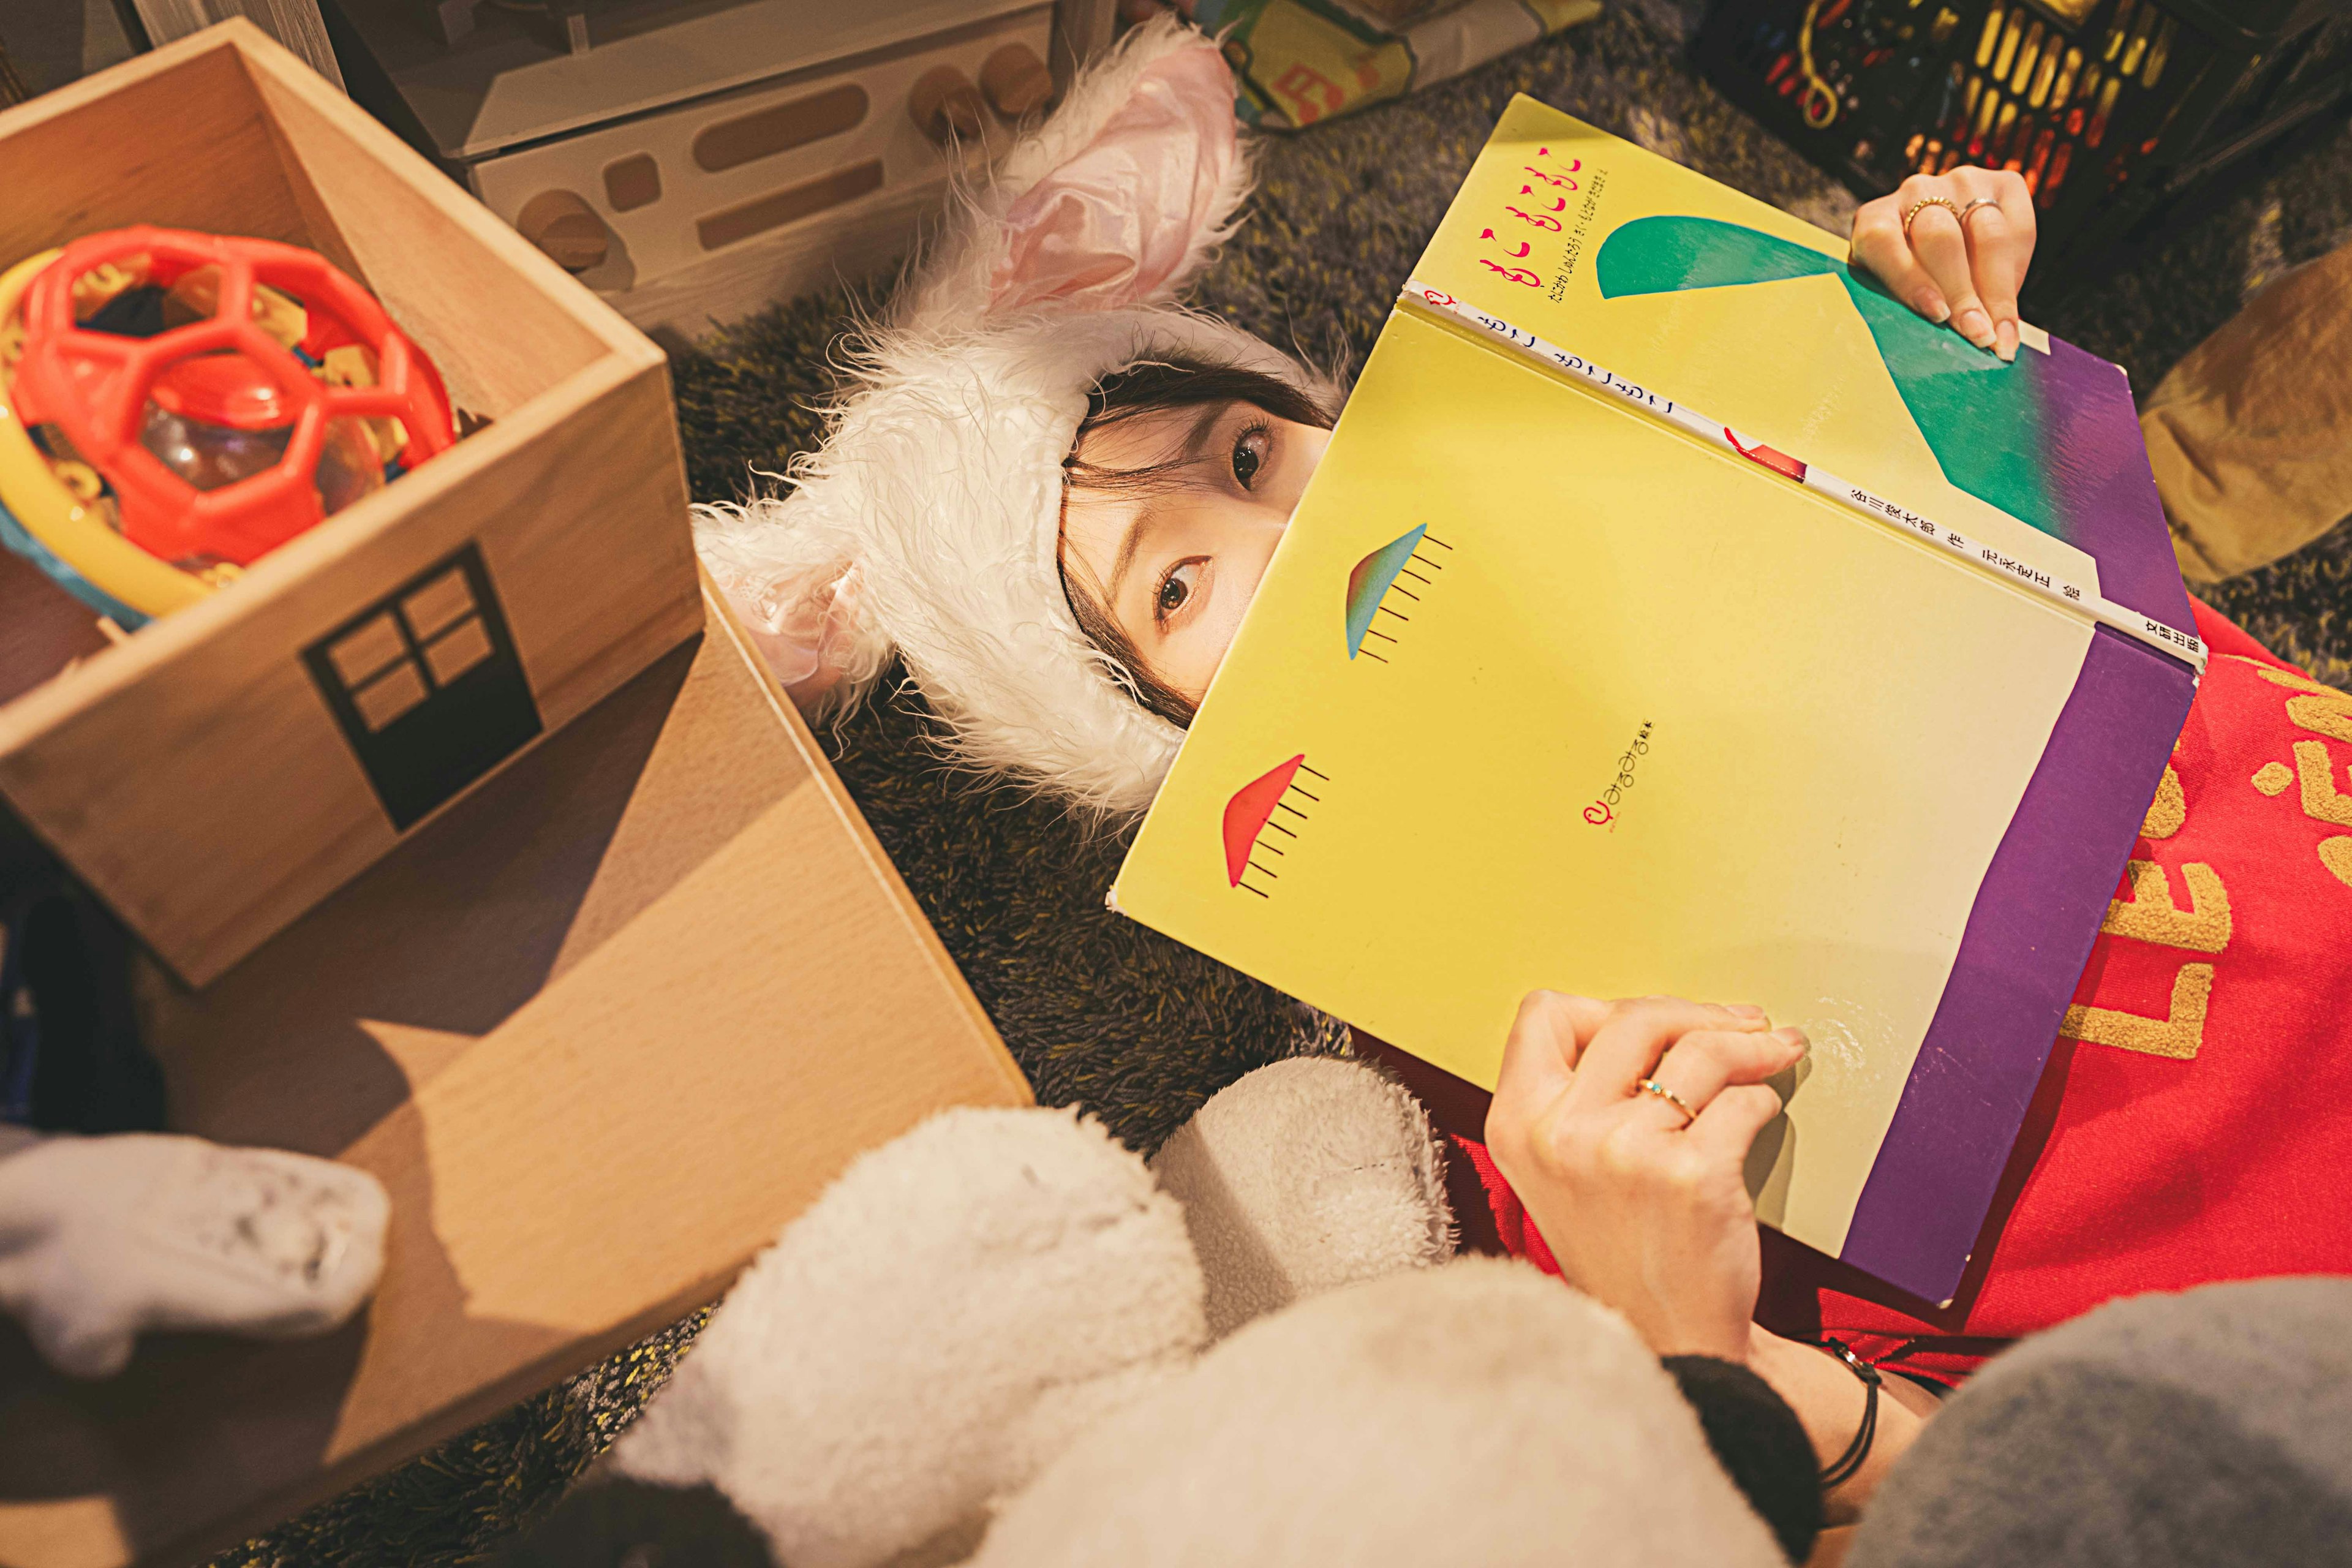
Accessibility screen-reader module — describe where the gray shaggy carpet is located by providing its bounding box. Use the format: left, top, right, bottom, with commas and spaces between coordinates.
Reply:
208, 7, 2352, 1564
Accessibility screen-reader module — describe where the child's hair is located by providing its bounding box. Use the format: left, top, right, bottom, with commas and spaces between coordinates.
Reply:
1058, 356, 1335, 728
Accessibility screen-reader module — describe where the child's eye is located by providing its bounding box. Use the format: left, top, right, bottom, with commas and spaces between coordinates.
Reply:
1232, 424, 1269, 489
1156, 559, 1203, 624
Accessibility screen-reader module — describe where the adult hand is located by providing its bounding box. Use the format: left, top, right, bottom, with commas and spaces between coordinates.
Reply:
1849, 166, 2037, 362
1483, 992, 1804, 1362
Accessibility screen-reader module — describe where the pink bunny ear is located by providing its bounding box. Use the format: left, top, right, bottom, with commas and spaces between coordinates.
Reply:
697, 494, 892, 717
985, 39, 1242, 314
718, 561, 869, 712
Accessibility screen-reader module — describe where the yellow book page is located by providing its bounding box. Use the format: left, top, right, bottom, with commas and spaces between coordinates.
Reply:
1412, 96, 2098, 598
1112, 312, 2090, 1257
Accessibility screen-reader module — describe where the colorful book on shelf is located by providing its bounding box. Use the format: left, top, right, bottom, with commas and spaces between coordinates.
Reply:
1109, 94, 2201, 1306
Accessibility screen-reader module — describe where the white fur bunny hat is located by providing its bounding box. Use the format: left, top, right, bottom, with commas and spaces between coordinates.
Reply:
695, 18, 1337, 817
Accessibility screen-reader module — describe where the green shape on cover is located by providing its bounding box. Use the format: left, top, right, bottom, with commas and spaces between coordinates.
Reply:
1596, 214, 1845, 293
1596, 216, 2062, 543
1345, 524, 1428, 658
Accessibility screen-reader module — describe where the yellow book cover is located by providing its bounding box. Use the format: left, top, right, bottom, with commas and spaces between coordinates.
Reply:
1110, 97, 2201, 1303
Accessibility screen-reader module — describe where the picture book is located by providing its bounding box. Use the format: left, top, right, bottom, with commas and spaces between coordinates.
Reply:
1109, 95, 2202, 1305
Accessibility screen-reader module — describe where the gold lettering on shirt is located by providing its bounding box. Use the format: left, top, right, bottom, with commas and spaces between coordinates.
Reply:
2253, 664, 2338, 698
2060, 658, 2352, 1060
2294, 740, 2352, 827
2243, 669, 2352, 884
2141, 766, 2186, 839
2062, 963, 2215, 1060
2254, 668, 2352, 764
2098, 860, 2231, 954
2287, 693, 2352, 742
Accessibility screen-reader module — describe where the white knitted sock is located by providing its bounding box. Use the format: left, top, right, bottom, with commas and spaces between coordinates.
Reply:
1149, 1057, 1455, 1340
0, 1131, 389, 1378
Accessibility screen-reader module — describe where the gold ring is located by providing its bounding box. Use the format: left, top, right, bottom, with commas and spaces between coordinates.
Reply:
1636, 1078, 1697, 1127
1957, 197, 2001, 224
1901, 195, 1962, 237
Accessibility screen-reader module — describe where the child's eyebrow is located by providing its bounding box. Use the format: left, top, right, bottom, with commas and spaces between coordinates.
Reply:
1105, 402, 1234, 605
1108, 504, 1172, 609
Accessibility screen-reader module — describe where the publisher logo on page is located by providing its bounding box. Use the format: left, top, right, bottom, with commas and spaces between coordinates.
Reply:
1584, 721, 1654, 827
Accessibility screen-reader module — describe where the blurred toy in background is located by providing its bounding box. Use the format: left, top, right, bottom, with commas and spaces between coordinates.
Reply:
1117, 0, 1600, 128
0, 225, 456, 631
1693, 0, 2352, 297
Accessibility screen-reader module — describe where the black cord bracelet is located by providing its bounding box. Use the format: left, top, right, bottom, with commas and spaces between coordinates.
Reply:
1815, 1336, 1883, 1490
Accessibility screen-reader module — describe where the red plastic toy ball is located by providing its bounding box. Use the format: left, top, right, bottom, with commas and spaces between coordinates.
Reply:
7, 226, 456, 569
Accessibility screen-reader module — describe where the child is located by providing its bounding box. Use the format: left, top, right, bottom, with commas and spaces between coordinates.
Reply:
693, 18, 1335, 818
700, 16, 2352, 1396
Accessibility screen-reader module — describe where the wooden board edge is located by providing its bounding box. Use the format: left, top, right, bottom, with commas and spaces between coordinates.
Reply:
698, 571, 1029, 1107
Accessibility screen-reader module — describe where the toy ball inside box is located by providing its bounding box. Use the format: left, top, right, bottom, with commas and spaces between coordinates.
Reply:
0, 20, 701, 986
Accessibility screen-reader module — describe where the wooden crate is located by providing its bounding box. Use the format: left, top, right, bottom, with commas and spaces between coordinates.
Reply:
0, 586, 1030, 1568
0, 20, 702, 984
